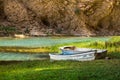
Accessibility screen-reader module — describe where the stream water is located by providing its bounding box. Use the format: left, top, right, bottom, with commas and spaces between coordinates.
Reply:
0, 37, 109, 61
0, 52, 48, 61
0, 37, 109, 47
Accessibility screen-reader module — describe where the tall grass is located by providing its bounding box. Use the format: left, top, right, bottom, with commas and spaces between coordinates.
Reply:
51, 36, 120, 52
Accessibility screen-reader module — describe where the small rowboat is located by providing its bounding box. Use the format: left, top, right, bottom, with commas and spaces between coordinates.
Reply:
49, 46, 107, 61
49, 51, 95, 61
59, 46, 96, 55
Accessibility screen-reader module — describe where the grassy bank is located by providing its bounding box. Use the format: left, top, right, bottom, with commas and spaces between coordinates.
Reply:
0, 36, 120, 80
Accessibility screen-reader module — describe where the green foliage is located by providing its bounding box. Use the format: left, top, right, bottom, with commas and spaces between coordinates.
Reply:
74, 8, 81, 15
0, 26, 16, 33
0, 26, 16, 36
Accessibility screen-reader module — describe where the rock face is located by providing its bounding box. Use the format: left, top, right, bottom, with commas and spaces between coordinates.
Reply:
0, 0, 120, 36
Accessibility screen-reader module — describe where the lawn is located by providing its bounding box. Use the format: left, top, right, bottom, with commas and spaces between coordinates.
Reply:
0, 36, 120, 80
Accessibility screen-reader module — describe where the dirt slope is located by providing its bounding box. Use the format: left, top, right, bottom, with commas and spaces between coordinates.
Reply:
0, 0, 120, 36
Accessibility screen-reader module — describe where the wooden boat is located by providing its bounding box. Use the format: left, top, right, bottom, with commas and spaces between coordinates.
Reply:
95, 49, 107, 59
59, 46, 107, 59
49, 51, 95, 61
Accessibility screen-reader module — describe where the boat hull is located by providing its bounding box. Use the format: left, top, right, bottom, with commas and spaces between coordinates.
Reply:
49, 51, 95, 61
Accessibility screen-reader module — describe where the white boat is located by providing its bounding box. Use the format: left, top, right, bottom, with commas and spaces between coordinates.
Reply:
49, 51, 95, 61
49, 46, 107, 61
59, 46, 96, 55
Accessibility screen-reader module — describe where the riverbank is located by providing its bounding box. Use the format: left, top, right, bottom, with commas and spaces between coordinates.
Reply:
0, 36, 120, 80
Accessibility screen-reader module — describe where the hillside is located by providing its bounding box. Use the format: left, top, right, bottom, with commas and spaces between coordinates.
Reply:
0, 0, 120, 36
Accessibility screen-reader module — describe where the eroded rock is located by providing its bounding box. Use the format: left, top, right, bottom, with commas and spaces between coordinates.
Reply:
0, 0, 120, 36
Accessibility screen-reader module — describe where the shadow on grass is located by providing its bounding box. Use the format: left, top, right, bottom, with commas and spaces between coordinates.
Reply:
108, 52, 120, 59
0, 67, 120, 80
0, 61, 23, 65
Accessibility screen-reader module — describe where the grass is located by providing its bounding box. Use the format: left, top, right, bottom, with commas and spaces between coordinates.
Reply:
0, 60, 120, 80
0, 36, 120, 80
0, 46, 51, 53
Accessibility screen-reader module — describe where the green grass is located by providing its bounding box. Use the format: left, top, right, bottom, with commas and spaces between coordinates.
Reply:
0, 36, 120, 80
0, 60, 120, 80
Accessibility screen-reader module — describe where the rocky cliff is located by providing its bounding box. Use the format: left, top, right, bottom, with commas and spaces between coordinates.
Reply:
0, 0, 120, 36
